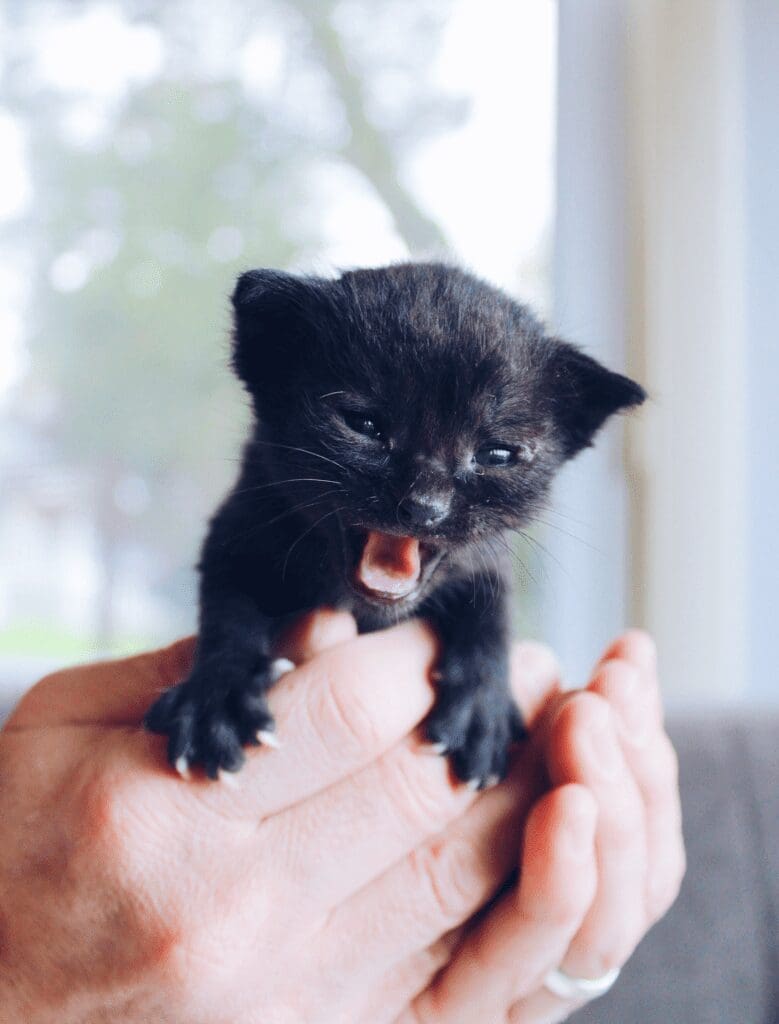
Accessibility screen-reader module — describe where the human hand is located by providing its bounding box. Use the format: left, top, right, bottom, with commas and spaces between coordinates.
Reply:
0, 622, 683, 1024
403, 630, 686, 1024
0, 612, 556, 1024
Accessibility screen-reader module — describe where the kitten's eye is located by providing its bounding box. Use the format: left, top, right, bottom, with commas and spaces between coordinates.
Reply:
475, 446, 516, 468
342, 410, 384, 440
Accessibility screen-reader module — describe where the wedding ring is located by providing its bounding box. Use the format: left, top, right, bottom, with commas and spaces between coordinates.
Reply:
543, 965, 621, 1001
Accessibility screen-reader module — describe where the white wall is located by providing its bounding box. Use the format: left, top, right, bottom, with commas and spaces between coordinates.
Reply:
550, 0, 772, 706
543, 0, 636, 686
743, 0, 779, 703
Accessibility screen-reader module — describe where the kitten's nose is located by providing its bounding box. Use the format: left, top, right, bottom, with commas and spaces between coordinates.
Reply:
397, 493, 451, 530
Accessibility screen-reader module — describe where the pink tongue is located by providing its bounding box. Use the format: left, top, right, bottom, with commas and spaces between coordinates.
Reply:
356, 531, 421, 598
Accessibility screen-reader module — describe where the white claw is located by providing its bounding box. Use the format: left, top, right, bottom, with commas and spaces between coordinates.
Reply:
420, 741, 448, 756
467, 778, 482, 792
217, 768, 240, 789
257, 729, 282, 749
174, 756, 192, 781
269, 657, 296, 684
485, 774, 501, 790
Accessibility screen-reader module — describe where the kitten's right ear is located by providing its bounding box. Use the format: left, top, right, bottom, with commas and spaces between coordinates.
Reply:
543, 340, 646, 458
230, 269, 325, 389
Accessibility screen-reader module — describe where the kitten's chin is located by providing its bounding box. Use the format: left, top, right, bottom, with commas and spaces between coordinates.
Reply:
343, 527, 443, 606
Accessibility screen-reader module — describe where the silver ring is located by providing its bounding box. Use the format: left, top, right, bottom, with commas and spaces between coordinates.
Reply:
543, 965, 620, 1001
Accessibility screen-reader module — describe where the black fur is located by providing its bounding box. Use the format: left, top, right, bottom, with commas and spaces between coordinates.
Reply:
145, 262, 645, 787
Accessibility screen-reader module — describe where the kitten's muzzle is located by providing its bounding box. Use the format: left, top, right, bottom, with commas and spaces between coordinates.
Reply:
397, 493, 451, 530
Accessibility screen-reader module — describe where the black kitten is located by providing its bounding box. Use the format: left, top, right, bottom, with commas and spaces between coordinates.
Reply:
146, 262, 645, 788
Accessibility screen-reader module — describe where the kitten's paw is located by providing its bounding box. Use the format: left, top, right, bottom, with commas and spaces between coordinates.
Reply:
144, 658, 291, 779
424, 684, 525, 790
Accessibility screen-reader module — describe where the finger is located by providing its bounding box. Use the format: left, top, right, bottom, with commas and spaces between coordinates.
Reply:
595, 628, 662, 721
589, 659, 685, 923
266, 734, 483, 909
6, 610, 358, 733
509, 641, 562, 726
274, 608, 358, 663
323, 747, 543, 970
356, 930, 463, 1024
406, 785, 598, 1024
545, 692, 648, 980
4, 637, 197, 729
507, 984, 587, 1024
179, 618, 439, 819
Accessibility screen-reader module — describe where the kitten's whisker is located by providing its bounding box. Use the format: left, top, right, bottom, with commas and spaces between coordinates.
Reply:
259, 491, 345, 530
517, 530, 567, 578
533, 517, 600, 553
281, 505, 349, 582
490, 534, 540, 589
226, 491, 345, 549
250, 439, 348, 474
473, 544, 498, 610
486, 543, 503, 605
395, 469, 424, 526
537, 502, 592, 529
230, 477, 340, 498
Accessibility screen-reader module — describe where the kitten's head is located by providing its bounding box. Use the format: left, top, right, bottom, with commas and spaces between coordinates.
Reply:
231, 262, 645, 607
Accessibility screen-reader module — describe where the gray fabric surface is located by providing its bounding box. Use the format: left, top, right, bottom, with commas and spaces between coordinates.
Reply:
573, 713, 779, 1024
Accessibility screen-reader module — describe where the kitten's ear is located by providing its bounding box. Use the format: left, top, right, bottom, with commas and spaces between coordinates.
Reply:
230, 269, 326, 389
544, 341, 646, 457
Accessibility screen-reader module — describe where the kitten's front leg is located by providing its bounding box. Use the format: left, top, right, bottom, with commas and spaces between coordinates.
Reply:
420, 573, 525, 789
145, 585, 289, 778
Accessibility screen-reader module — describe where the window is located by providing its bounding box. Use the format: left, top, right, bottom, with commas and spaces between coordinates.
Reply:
0, 1, 557, 699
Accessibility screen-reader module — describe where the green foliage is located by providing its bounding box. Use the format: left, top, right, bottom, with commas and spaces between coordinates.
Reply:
0, 0, 460, 638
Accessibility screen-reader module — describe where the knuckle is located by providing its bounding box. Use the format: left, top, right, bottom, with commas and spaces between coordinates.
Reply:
75, 768, 168, 885
589, 943, 629, 976
77, 769, 129, 852
604, 802, 644, 855
409, 837, 483, 928
74, 773, 193, 976
572, 933, 633, 978
134, 914, 190, 981
384, 749, 458, 836
556, 691, 611, 739
312, 671, 384, 759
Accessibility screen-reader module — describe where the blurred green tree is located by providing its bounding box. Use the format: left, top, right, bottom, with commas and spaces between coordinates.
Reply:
0, 0, 461, 644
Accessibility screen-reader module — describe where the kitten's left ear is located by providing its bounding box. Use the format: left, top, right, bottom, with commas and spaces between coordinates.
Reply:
544, 341, 646, 458
230, 268, 332, 393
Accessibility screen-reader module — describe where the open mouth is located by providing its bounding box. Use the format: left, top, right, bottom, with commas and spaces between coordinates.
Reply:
347, 528, 442, 604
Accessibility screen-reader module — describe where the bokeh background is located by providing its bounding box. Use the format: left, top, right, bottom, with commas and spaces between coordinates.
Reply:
0, 0, 775, 713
